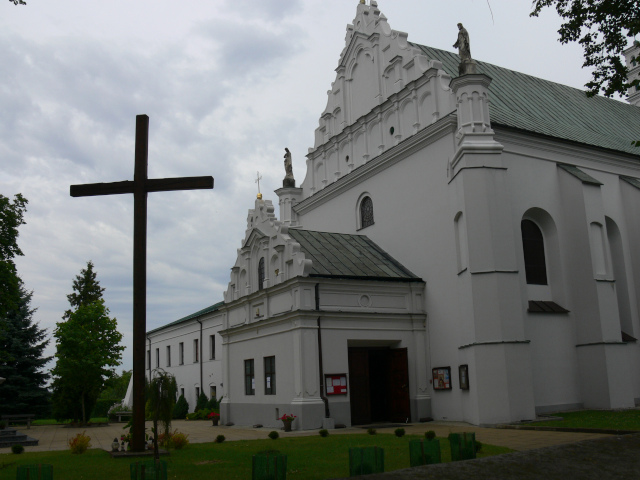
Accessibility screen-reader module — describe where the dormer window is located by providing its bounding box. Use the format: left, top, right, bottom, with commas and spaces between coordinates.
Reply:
258, 257, 265, 290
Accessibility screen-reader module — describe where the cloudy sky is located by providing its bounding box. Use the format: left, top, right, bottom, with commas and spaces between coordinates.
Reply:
1, 0, 612, 373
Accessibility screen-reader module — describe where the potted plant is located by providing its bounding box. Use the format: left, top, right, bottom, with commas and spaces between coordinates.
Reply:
208, 412, 220, 426
279, 414, 296, 432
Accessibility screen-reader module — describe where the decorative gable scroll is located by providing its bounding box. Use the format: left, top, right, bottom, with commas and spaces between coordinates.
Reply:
224, 197, 313, 302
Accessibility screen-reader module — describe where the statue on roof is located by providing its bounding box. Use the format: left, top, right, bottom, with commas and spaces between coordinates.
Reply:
283, 148, 295, 188
453, 23, 476, 75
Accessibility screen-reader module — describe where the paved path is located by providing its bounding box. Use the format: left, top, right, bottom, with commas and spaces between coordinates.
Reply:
0, 420, 611, 454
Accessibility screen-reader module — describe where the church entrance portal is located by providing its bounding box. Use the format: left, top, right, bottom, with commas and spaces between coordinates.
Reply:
348, 347, 410, 425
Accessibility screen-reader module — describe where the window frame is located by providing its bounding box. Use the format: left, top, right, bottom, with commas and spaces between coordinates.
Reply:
166, 345, 171, 367
179, 342, 184, 365
357, 195, 374, 230
193, 338, 199, 363
264, 356, 276, 395
245, 359, 255, 395
209, 334, 215, 360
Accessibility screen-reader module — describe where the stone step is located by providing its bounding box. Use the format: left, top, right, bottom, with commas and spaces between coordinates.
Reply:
0, 428, 18, 437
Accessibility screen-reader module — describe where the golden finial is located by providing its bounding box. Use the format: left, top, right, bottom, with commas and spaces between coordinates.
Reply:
255, 171, 263, 200
360, 0, 365, 3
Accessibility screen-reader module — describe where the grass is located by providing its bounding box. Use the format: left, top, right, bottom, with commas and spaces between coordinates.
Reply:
529, 410, 640, 431
0, 434, 513, 480
31, 418, 108, 426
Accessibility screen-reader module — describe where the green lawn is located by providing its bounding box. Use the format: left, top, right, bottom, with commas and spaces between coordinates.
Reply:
0, 434, 512, 480
530, 409, 640, 430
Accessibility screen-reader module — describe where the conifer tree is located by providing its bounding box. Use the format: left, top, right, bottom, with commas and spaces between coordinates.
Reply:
63, 261, 105, 319
0, 283, 51, 415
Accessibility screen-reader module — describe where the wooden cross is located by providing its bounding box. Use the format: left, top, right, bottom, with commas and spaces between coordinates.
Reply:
70, 114, 214, 452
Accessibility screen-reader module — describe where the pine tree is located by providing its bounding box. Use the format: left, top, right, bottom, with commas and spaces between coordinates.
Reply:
0, 282, 51, 415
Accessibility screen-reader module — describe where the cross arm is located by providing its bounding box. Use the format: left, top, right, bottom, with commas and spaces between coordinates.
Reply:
146, 176, 214, 193
70, 181, 135, 197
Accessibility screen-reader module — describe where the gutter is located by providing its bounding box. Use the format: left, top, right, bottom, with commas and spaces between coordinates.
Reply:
146, 336, 152, 382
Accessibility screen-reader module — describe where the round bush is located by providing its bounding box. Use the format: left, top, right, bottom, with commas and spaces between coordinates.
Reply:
425, 430, 436, 441
215, 435, 225, 443
367, 428, 377, 435
475, 440, 483, 453
394, 428, 405, 438
11, 444, 25, 454
268, 431, 279, 440
319, 429, 329, 437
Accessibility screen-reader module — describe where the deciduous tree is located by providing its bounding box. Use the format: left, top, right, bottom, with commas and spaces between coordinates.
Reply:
52, 300, 124, 423
531, 0, 640, 98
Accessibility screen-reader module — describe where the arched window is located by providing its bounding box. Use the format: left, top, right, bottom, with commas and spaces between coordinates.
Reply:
258, 257, 265, 290
360, 196, 374, 229
521, 219, 548, 285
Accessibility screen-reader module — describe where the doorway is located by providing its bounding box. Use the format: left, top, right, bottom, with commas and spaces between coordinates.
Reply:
348, 347, 410, 425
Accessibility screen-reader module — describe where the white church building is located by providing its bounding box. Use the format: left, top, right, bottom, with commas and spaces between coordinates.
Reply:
142, 1, 640, 428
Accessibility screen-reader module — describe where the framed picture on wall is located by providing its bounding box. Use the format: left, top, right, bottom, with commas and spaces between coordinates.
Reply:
432, 367, 452, 390
459, 364, 469, 390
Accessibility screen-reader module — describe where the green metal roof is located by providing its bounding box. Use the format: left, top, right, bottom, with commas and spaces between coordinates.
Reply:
557, 164, 603, 185
414, 44, 640, 157
287, 229, 421, 281
147, 301, 224, 335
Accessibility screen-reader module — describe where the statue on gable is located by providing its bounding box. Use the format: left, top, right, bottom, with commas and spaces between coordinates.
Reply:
453, 23, 477, 75
283, 147, 296, 188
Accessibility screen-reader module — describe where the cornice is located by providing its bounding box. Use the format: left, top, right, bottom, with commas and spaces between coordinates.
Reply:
296, 114, 456, 215
494, 125, 640, 174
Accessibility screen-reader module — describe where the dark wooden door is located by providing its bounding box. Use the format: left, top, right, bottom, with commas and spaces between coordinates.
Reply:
348, 348, 371, 425
388, 348, 411, 423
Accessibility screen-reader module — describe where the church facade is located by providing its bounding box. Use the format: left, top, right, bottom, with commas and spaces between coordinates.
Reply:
143, 1, 640, 428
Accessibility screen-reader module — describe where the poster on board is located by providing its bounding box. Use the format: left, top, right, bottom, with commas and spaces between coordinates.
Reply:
432, 367, 452, 390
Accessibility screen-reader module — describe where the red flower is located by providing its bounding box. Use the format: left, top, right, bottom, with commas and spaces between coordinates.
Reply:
208, 412, 220, 419
279, 414, 296, 422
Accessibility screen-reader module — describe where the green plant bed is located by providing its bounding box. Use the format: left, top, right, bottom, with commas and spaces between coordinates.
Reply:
0, 435, 513, 480
31, 418, 109, 426
528, 410, 640, 431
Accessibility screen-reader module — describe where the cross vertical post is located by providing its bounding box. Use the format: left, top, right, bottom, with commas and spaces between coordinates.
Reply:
70, 114, 214, 452
132, 115, 149, 453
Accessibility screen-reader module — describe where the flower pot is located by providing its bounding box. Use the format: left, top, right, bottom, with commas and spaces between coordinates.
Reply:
211, 418, 219, 426
282, 420, 293, 432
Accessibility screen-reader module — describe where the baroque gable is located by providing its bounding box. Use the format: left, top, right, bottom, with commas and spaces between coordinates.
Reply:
300, 1, 456, 197
224, 196, 312, 302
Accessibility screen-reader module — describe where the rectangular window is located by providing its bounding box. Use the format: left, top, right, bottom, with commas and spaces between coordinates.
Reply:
264, 356, 276, 395
180, 387, 185, 398
179, 342, 184, 365
210, 385, 217, 400
155, 348, 160, 368
195, 386, 200, 398
209, 334, 216, 360
245, 359, 255, 395
166, 345, 171, 367
194, 339, 199, 363
147, 350, 151, 370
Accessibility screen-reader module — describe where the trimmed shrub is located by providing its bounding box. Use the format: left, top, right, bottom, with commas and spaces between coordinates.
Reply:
195, 392, 208, 412
68, 431, 91, 454
425, 430, 436, 441
215, 435, 225, 443
173, 395, 189, 419
367, 428, 377, 435
394, 428, 405, 438
475, 440, 483, 453
319, 429, 329, 437
11, 444, 24, 454
268, 431, 279, 440
206, 396, 220, 410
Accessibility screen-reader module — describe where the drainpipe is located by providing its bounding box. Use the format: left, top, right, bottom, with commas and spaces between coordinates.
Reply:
315, 283, 330, 418
196, 319, 203, 395
146, 336, 152, 382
